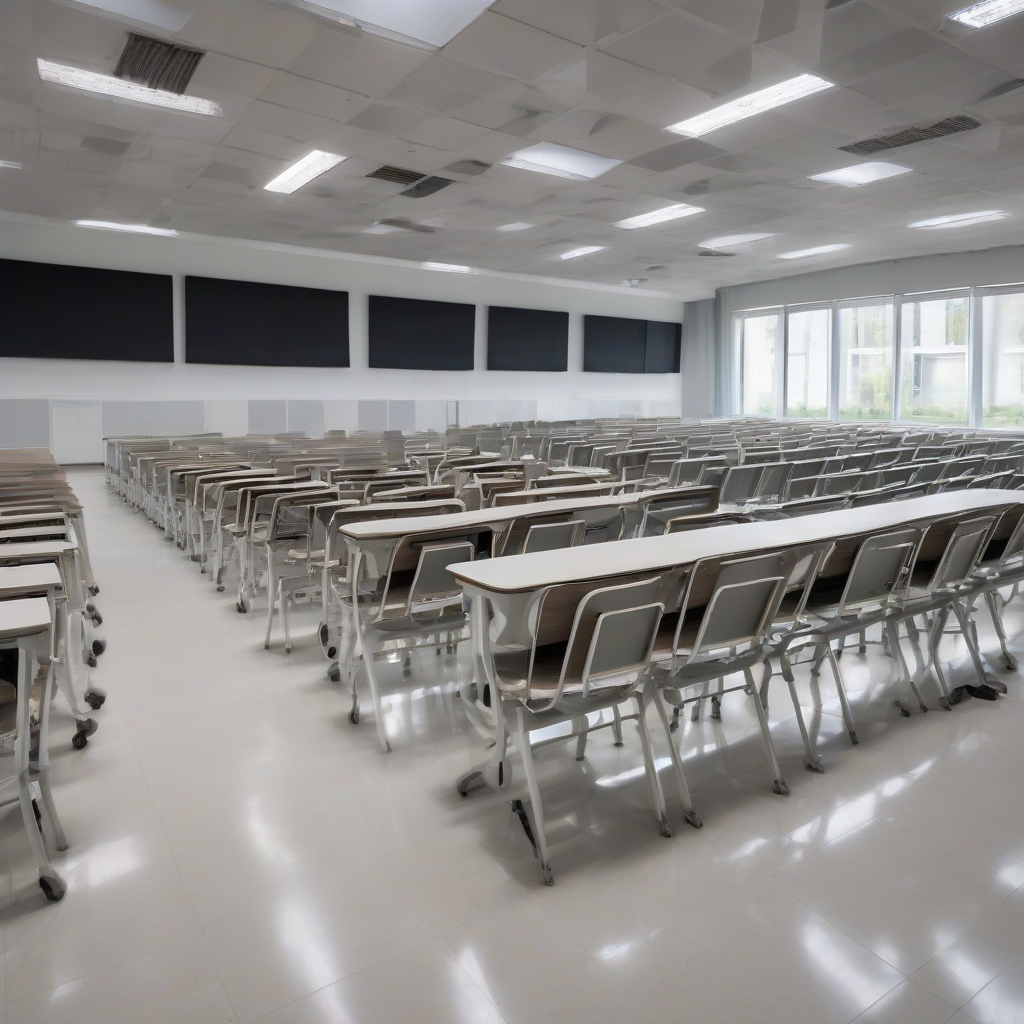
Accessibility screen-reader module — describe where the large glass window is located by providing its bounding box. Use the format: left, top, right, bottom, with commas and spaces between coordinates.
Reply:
740, 311, 781, 415
981, 291, 1024, 427
899, 294, 969, 424
838, 301, 893, 420
786, 307, 830, 418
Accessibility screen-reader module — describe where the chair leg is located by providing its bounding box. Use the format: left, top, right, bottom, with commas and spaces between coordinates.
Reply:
513, 706, 553, 885
633, 692, 671, 837
824, 643, 858, 745
887, 620, 927, 715
744, 666, 789, 796
611, 703, 624, 746
35, 658, 67, 852
952, 600, 1004, 693
359, 625, 390, 754
573, 715, 588, 761
758, 661, 771, 712
653, 687, 702, 828
690, 679, 708, 722
985, 590, 1018, 670
780, 651, 823, 773
928, 606, 953, 700
711, 677, 723, 720
263, 562, 276, 650
282, 582, 293, 654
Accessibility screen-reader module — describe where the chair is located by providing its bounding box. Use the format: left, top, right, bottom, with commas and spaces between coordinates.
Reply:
650, 549, 807, 827
521, 519, 586, 554
970, 511, 1024, 671
461, 577, 669, 884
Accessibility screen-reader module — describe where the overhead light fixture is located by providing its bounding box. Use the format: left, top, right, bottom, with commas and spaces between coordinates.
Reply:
950, 0, 1024, 27
36, 58, 221, 115
777, 243, 850, 260
622, 278, 648, 287
668, 74, 833, 138
264, 151, 347, 194
0, 160, 23, 169
700, 232, 774, 247
560, 245, 606, 260
278, 0, 492, 49
421, 261, 472, 273
75, 219, 178, 236
908, 210, 1009, 228
614, 203, 704, 229
500, 142, 622, 181
496, 222, 534, 232
62, 0, 193, 32
809, 161, 912, 186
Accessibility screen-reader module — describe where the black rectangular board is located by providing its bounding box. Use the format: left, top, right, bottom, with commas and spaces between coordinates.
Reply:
644, 320, 681, 372
185, 276, 349, 367
369, 295, 474, 370
487, 306, 568, 371
0, 258, 173, 362
584, 314, 682, 373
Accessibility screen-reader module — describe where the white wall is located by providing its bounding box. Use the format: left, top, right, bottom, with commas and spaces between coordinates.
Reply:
0, 217, 702, 448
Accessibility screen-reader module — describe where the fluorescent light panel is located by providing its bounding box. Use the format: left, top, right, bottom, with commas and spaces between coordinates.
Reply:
908, 210, 1009, 228
950, 0, 1024, 27
61, 0, 193, 32
615, 203, 704, 229
264, 151, 347, 194
668, 74, 833, 138
700, 232, 774, 247
777, 243, 850, 260
810, 161, 912, 186
75, 219, 177, 236
36, 58, 221, 115
421, 261, 472, 273
496, 222, 534, 232
500, 142, 622, 181
560, 245, 606, 260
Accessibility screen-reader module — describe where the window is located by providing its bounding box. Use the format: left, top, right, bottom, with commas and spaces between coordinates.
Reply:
838, 300, 893, 420
739, 311, 781, 415
899, 294, 969, 424
786, 307, 830, 418
981, 290, 1024, 427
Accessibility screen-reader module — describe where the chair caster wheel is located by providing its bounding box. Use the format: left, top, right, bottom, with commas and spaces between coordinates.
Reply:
39, 874, 66, 902
86, 652, 97, 668
85, 691, 105, 710
90, 612, 103, 626
900, 707, 911, 718
88, 584, 100, 596
285, 643, 292, 655
348, 710, 359, 724
773, 780, 790, 796
92, 638, 106, 657
327, 646, 337, 659
328, 665, 341, 683
237, 600, 248, 613
217, 585, 225, 592
72, 730, 88, 749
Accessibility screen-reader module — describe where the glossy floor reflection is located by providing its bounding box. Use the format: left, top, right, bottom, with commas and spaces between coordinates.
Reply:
4, 468, 1024, 1022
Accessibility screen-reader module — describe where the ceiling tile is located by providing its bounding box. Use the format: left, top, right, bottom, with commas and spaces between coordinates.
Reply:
852, 48, 994, 105
682, 0, 764, 40
238, 99, 339, 142
493, 0, 666, 46
441, 13, 582, 81
346, 103, 429, 134
388, 55, 516, 114
189, 53, 278, 98
815, 30, 946, 86
630, 138, 729, 171
259, 71, 368, 121
182, 3, 318, 69
399, 116, 490, 151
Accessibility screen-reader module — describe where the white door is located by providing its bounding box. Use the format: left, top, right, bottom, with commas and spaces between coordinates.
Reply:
51, 401, 103, 464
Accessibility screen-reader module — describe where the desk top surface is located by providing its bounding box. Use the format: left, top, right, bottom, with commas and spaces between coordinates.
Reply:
449, 491, 1022, 595
0, 563, 63, 596
0, 596, 52, 639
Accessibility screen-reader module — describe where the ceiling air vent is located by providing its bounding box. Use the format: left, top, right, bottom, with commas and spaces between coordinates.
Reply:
400, 175, 453, 198
839, 114, 981, 156
366, 165, 424, 186
114, 32, 204, 94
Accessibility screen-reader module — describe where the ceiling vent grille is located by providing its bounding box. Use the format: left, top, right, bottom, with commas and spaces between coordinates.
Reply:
400, 175, 453, 198
366, 165, 424, 185
839, 114, 981, 155
114, 32, 204, 94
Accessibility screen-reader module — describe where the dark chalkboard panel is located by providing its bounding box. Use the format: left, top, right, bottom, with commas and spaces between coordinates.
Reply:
487, 306, 568, 371
369, 295, 474, 370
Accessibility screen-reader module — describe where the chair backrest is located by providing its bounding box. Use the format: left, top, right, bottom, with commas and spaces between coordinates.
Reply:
719, 465, 764, 504
909, 461, 944, 483
522, 519, 586, 554
755, 462, 793, 503
837, 527, 924, 615
669, 456, 725, 486
696, 464, 727, 488
665, 512, 752, 533
406, 540, 475, 613
926, 515, 997, 591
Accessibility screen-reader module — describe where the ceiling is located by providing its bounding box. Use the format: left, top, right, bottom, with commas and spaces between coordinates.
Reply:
4, 0, 1024, 292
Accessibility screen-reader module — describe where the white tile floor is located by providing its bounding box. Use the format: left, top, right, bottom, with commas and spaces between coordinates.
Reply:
5, 468, 1024, 1022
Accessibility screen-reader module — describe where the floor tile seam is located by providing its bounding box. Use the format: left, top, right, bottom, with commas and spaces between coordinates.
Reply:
912, 929, 1024, 1013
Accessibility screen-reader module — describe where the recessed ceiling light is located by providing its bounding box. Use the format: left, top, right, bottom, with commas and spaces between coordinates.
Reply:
0, 160, 22, 169
950, 0, 1024, 27
36, 58, 221, 115
421, 261, 472, 273
75, 219, 177, 236
908, 210, 1009, 228
777, 243, 850, 260
614, 203, 704, 229
500, 142, 622, 181
264, 151, 347, 194
496, 222, 534, 232
809, 161, 912, 186
668, 74, 833, 138
700, 232, 774, 248
279, 0, 492, 49
560, 245, 606, 260
62, 0, 193, 32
